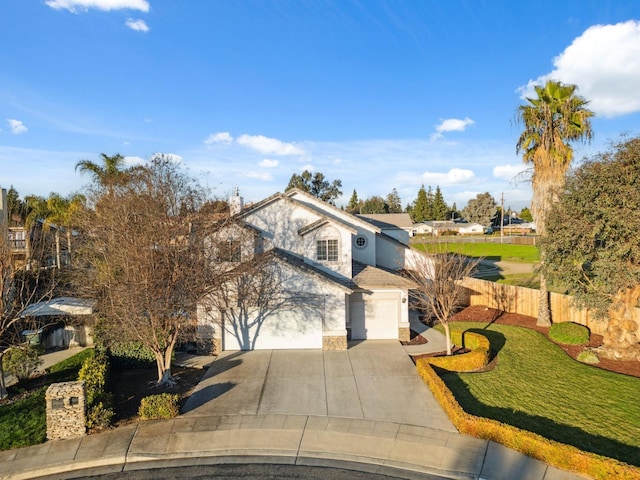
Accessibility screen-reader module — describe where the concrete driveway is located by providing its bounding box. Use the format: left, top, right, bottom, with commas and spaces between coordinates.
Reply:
182, 340, 456, 432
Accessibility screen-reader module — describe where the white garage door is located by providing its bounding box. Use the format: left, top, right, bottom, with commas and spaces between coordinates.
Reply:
223, 309, 323, 351
350, 292, 399, 340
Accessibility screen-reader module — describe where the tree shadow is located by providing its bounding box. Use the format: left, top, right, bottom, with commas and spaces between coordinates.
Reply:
180, 381, 236, 413
439, 371, 640, 467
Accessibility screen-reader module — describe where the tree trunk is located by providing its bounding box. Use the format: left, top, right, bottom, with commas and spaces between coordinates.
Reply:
55, 231, 61, 269
602, 287, 640, 361
443, 322, 452, 356
154, 331, 179, 386
66, 230, 72, 265
0, 355, 8, 400
537, 268, 552, 327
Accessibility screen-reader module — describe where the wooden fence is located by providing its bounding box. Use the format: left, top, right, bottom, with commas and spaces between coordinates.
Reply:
461, 277, 640, 338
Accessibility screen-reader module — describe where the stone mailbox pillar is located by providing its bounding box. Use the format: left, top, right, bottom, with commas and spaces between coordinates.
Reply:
45, 381, 86, 440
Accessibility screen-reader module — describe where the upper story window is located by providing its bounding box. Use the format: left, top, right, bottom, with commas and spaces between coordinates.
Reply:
317, 238, 338, 262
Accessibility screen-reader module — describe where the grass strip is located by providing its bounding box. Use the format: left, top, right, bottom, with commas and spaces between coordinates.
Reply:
0, 349, 94, 450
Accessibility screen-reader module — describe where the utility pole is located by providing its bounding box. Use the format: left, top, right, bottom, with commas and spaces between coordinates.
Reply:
500, 192, 504, 244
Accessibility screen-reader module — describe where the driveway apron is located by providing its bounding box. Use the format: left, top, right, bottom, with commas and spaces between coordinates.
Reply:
183, 340, 456, 433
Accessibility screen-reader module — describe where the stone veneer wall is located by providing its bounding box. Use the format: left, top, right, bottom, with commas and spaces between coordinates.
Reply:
46, 381, 86, 440
398, 327, 410, 343
323, 335, 347, 351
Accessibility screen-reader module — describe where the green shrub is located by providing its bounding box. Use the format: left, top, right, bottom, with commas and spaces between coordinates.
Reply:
138, 393, 180, 420
577, 350, 600, 364
86, 400, 115, 430
4, 346, 43, 381
426, 330, 491, 372
78, 352, 109, 405
108, 341, 156, 369
78, 351, 113, 429
549, 322, 590, 345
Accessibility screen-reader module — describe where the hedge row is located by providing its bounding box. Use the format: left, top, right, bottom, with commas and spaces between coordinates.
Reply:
78, 351, 114, 429
425, 330, 490, 372
415, 354, 640, 479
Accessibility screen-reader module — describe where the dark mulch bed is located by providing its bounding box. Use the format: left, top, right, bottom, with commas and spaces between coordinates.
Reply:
401, 329, 428, 346
110, 366, 205, 427
450, 305, 640, 378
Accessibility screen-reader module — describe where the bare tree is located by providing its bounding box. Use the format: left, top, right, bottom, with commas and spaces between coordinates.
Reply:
404, 251, 478, 355
73, 156, 217, 386
0, 235, 56, 398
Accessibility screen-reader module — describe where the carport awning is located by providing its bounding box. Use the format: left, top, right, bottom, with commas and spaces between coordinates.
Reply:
18, 297, 95, 317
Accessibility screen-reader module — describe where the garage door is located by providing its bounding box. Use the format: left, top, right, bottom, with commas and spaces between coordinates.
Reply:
223, 309, 323, 351
350, 292, 399, 340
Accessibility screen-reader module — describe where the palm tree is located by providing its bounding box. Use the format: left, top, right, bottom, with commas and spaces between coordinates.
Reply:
43, 193, 85, 268
516, 79, 593, 326
23, 195, 48, 270
75, 153, 134, 193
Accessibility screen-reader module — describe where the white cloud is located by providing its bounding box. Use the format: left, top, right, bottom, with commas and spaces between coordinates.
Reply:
237, 134, 305, 156
149, 152, 183, 164
518, 20, 640, 117
243, 171, 273, 181
203, 131, 233, 145
421, 168, 476, 185
126, 18, 149, 32
259, 159, 279, 168
45, 0, 149, 12
124, 155, 145, 166
492, 164, 529, 182
7, 119, 27, 135
431, 117, 474, 140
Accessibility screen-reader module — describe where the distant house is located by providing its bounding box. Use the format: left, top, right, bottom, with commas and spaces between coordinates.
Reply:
197, 189, 424, 353
356, 213, 414, 244
502, 222, 536, 235
413, 220, 483, 236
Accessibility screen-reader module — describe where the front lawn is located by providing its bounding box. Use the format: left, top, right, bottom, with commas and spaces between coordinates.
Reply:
414, 242, 540, 263
0, 349, 94, 450
438, 322, 640, 466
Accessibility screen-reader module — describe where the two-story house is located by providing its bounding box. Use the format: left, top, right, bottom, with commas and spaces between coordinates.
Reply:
197, 188, 420, 354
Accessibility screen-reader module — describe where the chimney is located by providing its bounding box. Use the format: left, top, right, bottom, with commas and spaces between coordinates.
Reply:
230, 187, 244, 216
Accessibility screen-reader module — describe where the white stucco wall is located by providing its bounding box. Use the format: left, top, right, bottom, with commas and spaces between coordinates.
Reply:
375, 235, 407, 271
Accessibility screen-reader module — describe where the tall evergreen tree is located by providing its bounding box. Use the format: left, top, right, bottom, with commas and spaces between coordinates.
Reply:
346, 189, 360, 213
432, 186, 449, 220
385, 188, 402, 213
410, 185, 430, 222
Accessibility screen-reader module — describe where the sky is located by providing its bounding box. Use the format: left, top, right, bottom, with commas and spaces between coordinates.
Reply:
1, 1, 640, 212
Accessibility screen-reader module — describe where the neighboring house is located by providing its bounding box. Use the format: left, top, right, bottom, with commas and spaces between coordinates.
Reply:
356, 213, 414, 244
197, 189, 420, 353
502, 222, 535, 235
413, 220, 484, 236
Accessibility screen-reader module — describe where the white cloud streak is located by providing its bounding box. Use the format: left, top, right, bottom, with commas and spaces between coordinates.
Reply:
518, 20, 640, 117
7, 119, 28, 135
244, 171, 273, 181
126, 18, 149, 32
492, 164, 529, 182
203, 132, 233, 145
237, 134, 305, 156
259, 159, 279, 168
45, 0, 149, 12
421, 168, 476, 185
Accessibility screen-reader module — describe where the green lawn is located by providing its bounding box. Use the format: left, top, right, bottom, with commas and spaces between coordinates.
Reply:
0, 349, 94, 450
414, 242, 540, 263
439, 322, 640, 466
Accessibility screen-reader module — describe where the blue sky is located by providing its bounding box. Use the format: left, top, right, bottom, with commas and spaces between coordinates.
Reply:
1, 1, 640, 212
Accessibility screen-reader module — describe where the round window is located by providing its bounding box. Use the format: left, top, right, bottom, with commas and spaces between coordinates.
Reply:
354, 235, 367, 248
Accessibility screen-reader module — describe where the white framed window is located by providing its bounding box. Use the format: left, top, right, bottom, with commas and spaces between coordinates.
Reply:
317, 238, 339, 262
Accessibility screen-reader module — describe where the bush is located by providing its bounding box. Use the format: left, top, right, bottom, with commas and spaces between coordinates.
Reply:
4, 346, 43, 381
78, 351, 113, 429
108, 341, 156, 369
549, 322, 590, 345
85, 400, 115, 430
577, 350, 600, 364
138, 393, 180, 420
426, 330, 491, 372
